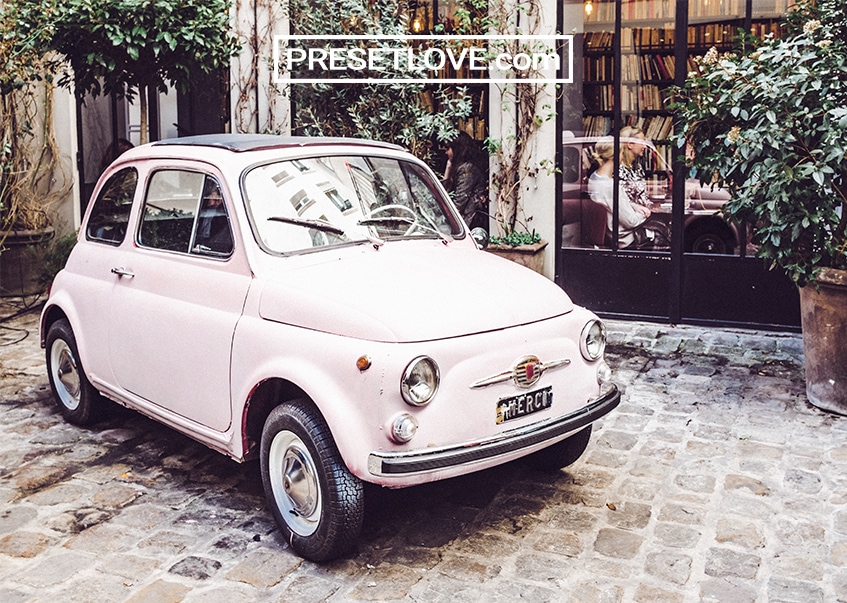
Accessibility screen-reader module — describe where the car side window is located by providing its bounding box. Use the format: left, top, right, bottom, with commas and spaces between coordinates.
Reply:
193, 178, 234, 257
86, 168, 138, 245
138, 170, 233, 257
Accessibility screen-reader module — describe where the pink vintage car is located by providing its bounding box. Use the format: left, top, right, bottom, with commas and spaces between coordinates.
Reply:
41, 134, 620, 561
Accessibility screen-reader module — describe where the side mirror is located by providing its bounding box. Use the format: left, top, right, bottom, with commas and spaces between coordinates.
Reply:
470, 227, 489, 249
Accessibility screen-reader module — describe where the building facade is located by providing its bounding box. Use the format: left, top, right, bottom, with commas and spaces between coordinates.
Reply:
63, 0, 798, 329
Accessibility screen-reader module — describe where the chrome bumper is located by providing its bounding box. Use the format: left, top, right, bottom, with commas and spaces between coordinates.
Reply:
367, 383, 621, 477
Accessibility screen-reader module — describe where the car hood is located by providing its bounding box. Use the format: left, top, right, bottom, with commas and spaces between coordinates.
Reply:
257, 242, 573, 343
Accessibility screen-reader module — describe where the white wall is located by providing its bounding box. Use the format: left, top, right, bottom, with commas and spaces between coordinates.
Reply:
231, 0, 291, 134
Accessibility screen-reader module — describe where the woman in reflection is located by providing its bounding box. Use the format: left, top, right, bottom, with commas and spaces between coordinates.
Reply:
588, 136, 668, 249
619, 125, 651, 207
443, 132, 488, 230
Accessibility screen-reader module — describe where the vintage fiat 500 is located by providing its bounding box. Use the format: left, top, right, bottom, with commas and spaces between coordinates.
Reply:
41, 134, 620, 561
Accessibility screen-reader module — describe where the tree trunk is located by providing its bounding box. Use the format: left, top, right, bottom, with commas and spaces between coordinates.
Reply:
139, 84, 148, 145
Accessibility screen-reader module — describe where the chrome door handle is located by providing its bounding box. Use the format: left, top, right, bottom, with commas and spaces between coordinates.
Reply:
110, 267, 135, 278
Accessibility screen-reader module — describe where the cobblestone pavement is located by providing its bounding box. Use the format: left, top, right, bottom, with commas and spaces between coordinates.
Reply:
1, 296, 844, 603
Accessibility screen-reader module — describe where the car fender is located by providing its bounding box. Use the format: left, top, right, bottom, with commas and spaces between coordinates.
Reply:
231, 316, 391, 480
40, 277, 114, 389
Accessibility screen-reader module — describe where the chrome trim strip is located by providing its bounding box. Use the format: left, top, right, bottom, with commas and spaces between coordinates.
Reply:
368, 383, 620, 477
469, 357, 571, 389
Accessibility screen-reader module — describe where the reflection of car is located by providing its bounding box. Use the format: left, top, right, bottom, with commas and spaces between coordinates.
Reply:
41, 134, 620, 561
561, 134, 738, 254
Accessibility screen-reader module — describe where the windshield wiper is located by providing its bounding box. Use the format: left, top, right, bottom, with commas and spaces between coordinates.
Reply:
357, 215, 453, 244
267, 216, 346, 235
268, 216, 384, 248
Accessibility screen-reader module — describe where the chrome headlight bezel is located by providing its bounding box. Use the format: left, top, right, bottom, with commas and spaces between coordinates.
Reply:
580, 320, 607, 361
400, 356, 440, 406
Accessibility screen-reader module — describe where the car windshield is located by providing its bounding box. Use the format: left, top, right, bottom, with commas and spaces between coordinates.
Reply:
243, 154, 463, 254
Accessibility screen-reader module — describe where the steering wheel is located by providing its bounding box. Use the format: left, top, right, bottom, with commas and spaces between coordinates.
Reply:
364, 204, 420, 236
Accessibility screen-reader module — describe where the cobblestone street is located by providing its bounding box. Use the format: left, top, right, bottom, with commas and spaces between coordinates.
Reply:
0, 296, 844, 603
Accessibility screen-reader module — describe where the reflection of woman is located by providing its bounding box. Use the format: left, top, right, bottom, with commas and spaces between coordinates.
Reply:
443, 132, 488, 230
619, 125, 651, 207
587, 137, 651, 248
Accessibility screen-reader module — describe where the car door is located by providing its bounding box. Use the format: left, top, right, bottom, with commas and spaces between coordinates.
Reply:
108, 166, 251, 431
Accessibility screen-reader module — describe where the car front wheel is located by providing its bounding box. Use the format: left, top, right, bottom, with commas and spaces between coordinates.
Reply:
260, 399, 364, 561
529, 425, 592, 471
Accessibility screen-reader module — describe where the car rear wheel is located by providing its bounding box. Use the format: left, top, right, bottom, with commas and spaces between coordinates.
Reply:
45, 318, 105, 425
529, 425, 592, 471
686, 222, 735, 255
260, 399, 364, 561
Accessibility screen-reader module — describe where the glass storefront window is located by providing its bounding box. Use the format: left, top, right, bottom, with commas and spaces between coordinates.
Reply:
564, 0, 787, 257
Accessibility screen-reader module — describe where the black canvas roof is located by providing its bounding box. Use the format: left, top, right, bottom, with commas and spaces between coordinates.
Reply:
153, 134, 404, 153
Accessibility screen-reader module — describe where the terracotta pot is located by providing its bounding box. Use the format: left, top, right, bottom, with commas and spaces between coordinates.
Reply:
0, 227, 55, 297
799, 267, 847, 415
486, 240, 548, 274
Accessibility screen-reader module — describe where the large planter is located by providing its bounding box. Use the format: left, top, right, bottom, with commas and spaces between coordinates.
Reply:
486, 240, 548, 274
799, 267, 847, 415
0, 227, 55, 297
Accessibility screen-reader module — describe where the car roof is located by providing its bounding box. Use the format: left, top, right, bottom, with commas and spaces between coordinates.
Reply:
152, 134, 405, 153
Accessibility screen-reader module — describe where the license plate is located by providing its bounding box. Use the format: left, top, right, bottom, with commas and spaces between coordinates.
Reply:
496, 386, 553, 424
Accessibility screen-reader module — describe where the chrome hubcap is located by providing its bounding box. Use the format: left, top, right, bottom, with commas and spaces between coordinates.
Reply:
269, 430, 321, 536
50, 340, 81, 411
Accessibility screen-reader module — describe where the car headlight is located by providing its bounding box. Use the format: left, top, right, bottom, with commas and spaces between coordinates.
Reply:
401, 356, 440, 406
580, 320, 606, 361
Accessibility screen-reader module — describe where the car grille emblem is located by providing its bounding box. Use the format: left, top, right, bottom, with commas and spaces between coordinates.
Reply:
468, 355, 571, 389
515, 356, 541, 388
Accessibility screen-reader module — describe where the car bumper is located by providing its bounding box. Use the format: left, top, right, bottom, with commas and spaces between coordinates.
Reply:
367, 383, 620, 477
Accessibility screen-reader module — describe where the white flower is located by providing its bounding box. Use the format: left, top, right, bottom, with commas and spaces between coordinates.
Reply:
702, 47, 719, 65
803, 20, 822, 35
816, 39, 832, 49
726, 126, 742, 144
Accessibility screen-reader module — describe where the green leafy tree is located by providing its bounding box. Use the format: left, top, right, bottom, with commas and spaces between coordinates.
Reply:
286, 0, 472, 163
673, 0, 847, 285
4, 0, 239, 144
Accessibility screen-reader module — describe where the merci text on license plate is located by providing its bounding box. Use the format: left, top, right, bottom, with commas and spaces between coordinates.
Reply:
496, 386, 553, 424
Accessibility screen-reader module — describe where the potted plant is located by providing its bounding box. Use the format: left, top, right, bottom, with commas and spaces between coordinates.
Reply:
673, 0, 847, 414
482, 0, 554, 275
0, 5, 57, 296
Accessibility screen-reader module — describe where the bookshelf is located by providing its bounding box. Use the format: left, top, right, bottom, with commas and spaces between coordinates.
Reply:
582, 4, 677, 154
581, 0, 790, 140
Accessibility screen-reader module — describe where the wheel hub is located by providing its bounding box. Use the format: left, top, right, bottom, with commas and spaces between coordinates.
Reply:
268, 430, 321, 536
51, 340, 81, 410
281, 447, 318, 517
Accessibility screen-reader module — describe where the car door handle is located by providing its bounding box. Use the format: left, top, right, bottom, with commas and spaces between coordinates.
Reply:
110, 267, 135, 278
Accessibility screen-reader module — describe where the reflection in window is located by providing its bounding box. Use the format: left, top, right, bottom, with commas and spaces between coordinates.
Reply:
138, 170, 233, 257
86, 168, 138, 245
243, 155, 462, 254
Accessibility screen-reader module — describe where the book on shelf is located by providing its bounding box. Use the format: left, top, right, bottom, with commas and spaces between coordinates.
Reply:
585, 31, 614, 51
623, 27, 675, 51
587, 53, 675, 83
688, 22, 744, 48
583, 115, 613, 137
689, 0, 742, 20
581, 115, 674, 142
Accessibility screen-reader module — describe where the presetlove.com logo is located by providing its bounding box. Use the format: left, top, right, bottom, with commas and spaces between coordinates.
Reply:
273, 35, 573, 84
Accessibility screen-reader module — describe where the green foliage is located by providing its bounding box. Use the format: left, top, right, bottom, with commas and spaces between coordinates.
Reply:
672, 0, 847, 286
1, 0, 239, 100
287, 0, 472, 163
489, 229, 542, 247
29, 230, 77, 289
